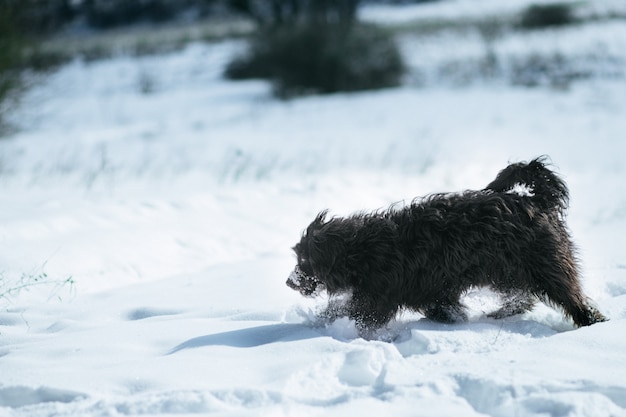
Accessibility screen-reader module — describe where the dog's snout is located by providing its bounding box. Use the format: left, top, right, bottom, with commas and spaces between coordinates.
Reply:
286, 269, 301, 289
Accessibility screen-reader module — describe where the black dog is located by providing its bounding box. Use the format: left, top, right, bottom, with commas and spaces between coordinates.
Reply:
287, 157, 606, 335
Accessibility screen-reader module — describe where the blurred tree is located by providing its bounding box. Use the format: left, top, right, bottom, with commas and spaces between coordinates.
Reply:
0, 0, 77, 35
0, 2, 22, 69
0, 1, 24, 131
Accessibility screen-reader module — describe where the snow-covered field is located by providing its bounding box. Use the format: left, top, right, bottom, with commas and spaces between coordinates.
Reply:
1, 3, 626, 416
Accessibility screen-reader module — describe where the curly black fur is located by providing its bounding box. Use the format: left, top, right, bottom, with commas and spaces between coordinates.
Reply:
287, 157, 607, 334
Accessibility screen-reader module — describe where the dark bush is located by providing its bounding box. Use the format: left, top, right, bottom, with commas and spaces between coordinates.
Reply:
519, 3, 575, 29
225, 23, 405, 97
85, 0, 183, 29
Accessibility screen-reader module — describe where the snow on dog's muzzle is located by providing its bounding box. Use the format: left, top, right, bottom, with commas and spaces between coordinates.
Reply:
286, 265, 306, 289
286, 266, 322, 296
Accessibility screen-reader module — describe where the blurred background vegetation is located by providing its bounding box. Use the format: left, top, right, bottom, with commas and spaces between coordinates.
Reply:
0, 0, 611, 131
224, 0, 406, 97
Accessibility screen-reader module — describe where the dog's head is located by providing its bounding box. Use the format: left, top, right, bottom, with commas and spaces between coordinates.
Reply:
286, 263, 322, 297
287, 211, 349, 297
287, 210, 400, 297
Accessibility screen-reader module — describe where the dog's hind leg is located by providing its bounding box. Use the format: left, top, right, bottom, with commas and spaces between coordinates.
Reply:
540, 285, 607, 327
423, 301, 468, 323
541, 283, 607, 327
488, 289, 537, 319
528, 247, 607, 327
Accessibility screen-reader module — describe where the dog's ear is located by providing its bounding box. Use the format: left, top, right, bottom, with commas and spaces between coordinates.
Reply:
308, 226, 342, 268
306, 219, 351, 291
347, 218, 403, 293
307, 210, 328, 236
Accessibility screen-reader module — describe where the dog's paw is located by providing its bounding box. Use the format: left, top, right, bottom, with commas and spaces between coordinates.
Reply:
424, 304, 468, 324
575, 307, 608, 327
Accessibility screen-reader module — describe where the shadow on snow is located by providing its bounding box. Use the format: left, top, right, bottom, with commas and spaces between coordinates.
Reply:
168, 323, 319, 353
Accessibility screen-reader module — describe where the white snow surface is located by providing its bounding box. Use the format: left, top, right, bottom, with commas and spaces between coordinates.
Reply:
2, 6, 626, 417
360, 0, 626, 24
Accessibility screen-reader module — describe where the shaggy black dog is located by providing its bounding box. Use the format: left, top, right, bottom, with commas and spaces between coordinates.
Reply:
287, 157, 607, 335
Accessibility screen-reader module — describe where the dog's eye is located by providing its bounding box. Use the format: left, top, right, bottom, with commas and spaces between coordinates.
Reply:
299, 261, 314, 277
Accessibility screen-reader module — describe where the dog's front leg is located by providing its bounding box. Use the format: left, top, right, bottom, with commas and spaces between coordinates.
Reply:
316, 296, 351, 324
347, 291, 396, 337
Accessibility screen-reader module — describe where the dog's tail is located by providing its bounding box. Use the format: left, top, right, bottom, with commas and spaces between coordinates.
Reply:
485, 156, 569, 212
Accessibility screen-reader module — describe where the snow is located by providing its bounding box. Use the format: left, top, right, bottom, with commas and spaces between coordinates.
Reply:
2, 3, 626, 416
360, 0, 626, 25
